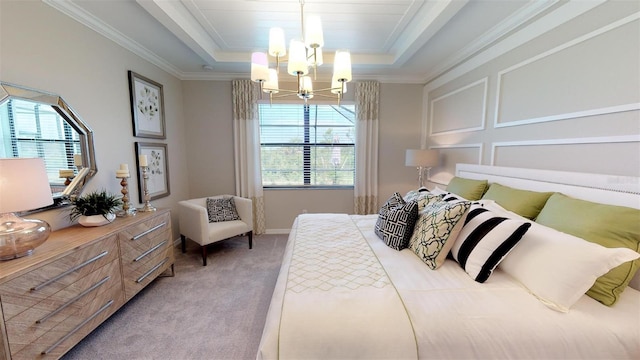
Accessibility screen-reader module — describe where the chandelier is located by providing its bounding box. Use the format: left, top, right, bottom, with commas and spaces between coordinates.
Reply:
250, 0, 352, 103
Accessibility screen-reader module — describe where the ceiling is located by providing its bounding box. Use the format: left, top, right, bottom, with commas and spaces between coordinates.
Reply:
45, 0, 563, 83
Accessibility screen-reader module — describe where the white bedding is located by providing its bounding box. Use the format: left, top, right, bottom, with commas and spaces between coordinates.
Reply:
258, 214, 640, 359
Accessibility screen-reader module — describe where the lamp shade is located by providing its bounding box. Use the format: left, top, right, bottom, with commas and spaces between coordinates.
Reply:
250, 52, 269, 82
0, 158, 53, 213
263, 69, 279, 94
405, 149, 439, 167
333, 50, 352, 82
304, 15, 324, 48
287, 40, 309, 76
268, 27, 286, 57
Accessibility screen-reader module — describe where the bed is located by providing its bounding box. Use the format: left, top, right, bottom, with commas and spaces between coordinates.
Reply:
257, 164, 640, 359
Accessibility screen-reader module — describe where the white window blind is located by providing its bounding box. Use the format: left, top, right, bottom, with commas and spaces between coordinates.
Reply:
0, 99, 80, 185
259, 103, 355, 187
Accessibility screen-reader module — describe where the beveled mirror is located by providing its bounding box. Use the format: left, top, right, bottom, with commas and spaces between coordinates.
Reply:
0, 82, 97, 211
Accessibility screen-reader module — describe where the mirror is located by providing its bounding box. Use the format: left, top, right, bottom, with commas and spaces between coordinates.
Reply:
0, 82, 97, 211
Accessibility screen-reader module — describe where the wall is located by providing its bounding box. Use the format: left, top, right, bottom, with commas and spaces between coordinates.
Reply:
424, 1, 640, 184
182, 81, 424, 231
0, 1, 190, 238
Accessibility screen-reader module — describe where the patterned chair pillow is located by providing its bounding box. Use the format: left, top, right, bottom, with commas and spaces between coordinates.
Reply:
408, 200, 471, 269
450, 203, 531, 283
206, 197, 240, 223
375, 193, 419, 250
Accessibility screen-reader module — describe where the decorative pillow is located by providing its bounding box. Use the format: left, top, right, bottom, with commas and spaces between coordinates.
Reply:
486, 202, 640, 312
408, 200, 471, 269
375, 193, 419, 250
536, 193, 640, 306
206, 197, 240, 223
450, 204, 531, 283
481, 183, 553, 220
445, 177, 488, 201
404, 188, 444, 211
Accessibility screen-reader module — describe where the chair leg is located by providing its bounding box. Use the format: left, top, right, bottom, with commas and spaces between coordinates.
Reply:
248, 231, 253, 249
201, 245, 208, 266
180, 235, 186, 253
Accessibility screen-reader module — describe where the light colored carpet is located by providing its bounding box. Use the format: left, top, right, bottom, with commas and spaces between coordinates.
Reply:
62, 234, 288, 360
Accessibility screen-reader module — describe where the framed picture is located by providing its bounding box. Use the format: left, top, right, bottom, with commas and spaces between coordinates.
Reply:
135, 142, 170, 202
128, 71, 166, 139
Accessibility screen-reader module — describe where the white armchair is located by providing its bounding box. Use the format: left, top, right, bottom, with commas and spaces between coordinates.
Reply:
178, 195, 253, 266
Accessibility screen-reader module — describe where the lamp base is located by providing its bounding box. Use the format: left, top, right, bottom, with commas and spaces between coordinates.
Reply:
0, 213, 51, 260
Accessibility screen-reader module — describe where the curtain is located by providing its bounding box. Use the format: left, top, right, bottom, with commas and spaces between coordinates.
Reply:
354, 81, 379, 214
232, 80, 266, 234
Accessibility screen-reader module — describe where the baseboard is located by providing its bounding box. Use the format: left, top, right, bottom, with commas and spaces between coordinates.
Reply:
264, 229, 291, 235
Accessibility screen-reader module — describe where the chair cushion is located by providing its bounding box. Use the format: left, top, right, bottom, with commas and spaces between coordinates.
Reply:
207, 220, 251, 244
207, 197, 240, 222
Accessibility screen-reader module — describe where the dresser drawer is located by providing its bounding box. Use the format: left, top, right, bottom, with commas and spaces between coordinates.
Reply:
118, 212, 174, 299
0, 234, 119, 321
4, 259, 122, 358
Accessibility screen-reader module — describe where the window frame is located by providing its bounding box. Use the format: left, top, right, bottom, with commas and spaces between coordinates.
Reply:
258, 101, 356, 189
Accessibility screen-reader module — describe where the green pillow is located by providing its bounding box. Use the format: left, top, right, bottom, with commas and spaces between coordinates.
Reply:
445, 177, 488, 200
481, 183, 553, 220
536, 193, 640, 306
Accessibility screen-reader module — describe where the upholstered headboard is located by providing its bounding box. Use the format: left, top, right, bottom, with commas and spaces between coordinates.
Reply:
455, 164, 640, 290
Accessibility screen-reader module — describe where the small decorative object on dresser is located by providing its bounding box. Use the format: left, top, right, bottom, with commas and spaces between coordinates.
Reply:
69, 190, 123, 227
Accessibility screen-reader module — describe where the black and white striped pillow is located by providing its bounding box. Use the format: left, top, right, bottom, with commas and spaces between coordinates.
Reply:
450, 204, 531, 283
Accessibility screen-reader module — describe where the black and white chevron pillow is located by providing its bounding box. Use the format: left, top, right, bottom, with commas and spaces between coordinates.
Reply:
375, 193, 419, 250
450, 204, 531, 283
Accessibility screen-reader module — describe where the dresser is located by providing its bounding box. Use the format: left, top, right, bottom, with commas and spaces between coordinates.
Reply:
0, 209, 174, 359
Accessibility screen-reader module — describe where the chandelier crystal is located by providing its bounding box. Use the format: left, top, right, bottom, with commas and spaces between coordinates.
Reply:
250, 0, 351, 103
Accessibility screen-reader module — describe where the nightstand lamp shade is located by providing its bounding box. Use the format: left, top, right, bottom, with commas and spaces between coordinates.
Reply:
0, 158, 54, 260
405, 149, 439, 188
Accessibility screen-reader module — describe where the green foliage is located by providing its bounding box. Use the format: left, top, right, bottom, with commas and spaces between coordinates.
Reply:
69, 190, 122, 221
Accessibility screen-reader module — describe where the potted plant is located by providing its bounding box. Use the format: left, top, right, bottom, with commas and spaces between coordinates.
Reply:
69, 189, 122, 227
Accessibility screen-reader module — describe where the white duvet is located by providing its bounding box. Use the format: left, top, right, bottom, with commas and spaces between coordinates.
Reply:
257, 214, 640, 359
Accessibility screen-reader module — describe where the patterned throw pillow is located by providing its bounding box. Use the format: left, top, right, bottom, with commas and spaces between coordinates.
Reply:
206, 197, 240, 223
375, 193, 419, 250
408, 200, 471, 269
404, 188, 443, 211
450, 204, 531, 283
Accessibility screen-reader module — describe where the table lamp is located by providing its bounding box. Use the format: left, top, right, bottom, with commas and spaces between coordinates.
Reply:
405, 149, 439, 188
0, 158, 54, 260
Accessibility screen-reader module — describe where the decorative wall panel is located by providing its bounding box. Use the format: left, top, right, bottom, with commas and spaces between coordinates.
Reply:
430, 78, 487, 136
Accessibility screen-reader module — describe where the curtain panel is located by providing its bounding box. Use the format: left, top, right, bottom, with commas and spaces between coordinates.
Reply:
232, 80, 266, 234
354, 81, 380, 214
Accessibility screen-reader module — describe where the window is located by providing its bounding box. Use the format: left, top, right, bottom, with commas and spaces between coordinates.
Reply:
259, 103, 355, 188
0, 99, 80, 185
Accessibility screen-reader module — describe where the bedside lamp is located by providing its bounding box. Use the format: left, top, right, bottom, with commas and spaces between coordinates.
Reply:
0, 158, 54, 260
405, 149, 439, 188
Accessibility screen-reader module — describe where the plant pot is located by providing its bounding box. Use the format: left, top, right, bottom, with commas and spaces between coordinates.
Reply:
78, 213, 116, 227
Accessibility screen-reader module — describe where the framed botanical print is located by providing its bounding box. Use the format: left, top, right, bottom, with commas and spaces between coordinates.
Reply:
128, 71, 166, 139
135, 142, 170, 202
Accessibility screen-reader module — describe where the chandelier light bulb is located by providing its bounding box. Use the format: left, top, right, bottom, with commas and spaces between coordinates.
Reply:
268, 27, 286, 57
287, 39, 309, 76
251, 52, 269, 82
304, 15, 324, 49
333, 50, 352, 82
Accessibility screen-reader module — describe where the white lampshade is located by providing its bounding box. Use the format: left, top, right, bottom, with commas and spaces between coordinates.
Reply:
331, 77, 347, 94
304, 15, 324, 48
333, 50, 352, 82
251, 52, 269, 82
405, 149, 439, 168
0, 158, 53, 213
300, 76, 313, 92
263, 69, 279, 94
268, 27, 286, 57
287, 40, 309, 76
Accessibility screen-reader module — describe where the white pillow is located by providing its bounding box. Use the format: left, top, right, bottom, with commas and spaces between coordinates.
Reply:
487, 202, 640, 312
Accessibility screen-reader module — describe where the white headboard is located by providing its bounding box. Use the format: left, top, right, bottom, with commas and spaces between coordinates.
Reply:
455, 164, 640, 290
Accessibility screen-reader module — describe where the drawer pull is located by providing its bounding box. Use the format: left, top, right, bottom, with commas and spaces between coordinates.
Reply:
41, 299, 114, 355
36, 276, 111, 324
131, 222, 166, 241
134, 240, 167, 262
31, 251, 109, 292
136, 257, 169, 283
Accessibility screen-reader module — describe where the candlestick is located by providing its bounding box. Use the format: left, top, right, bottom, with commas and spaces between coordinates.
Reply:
116, 173, 136, 217
138, 165, 156, 212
